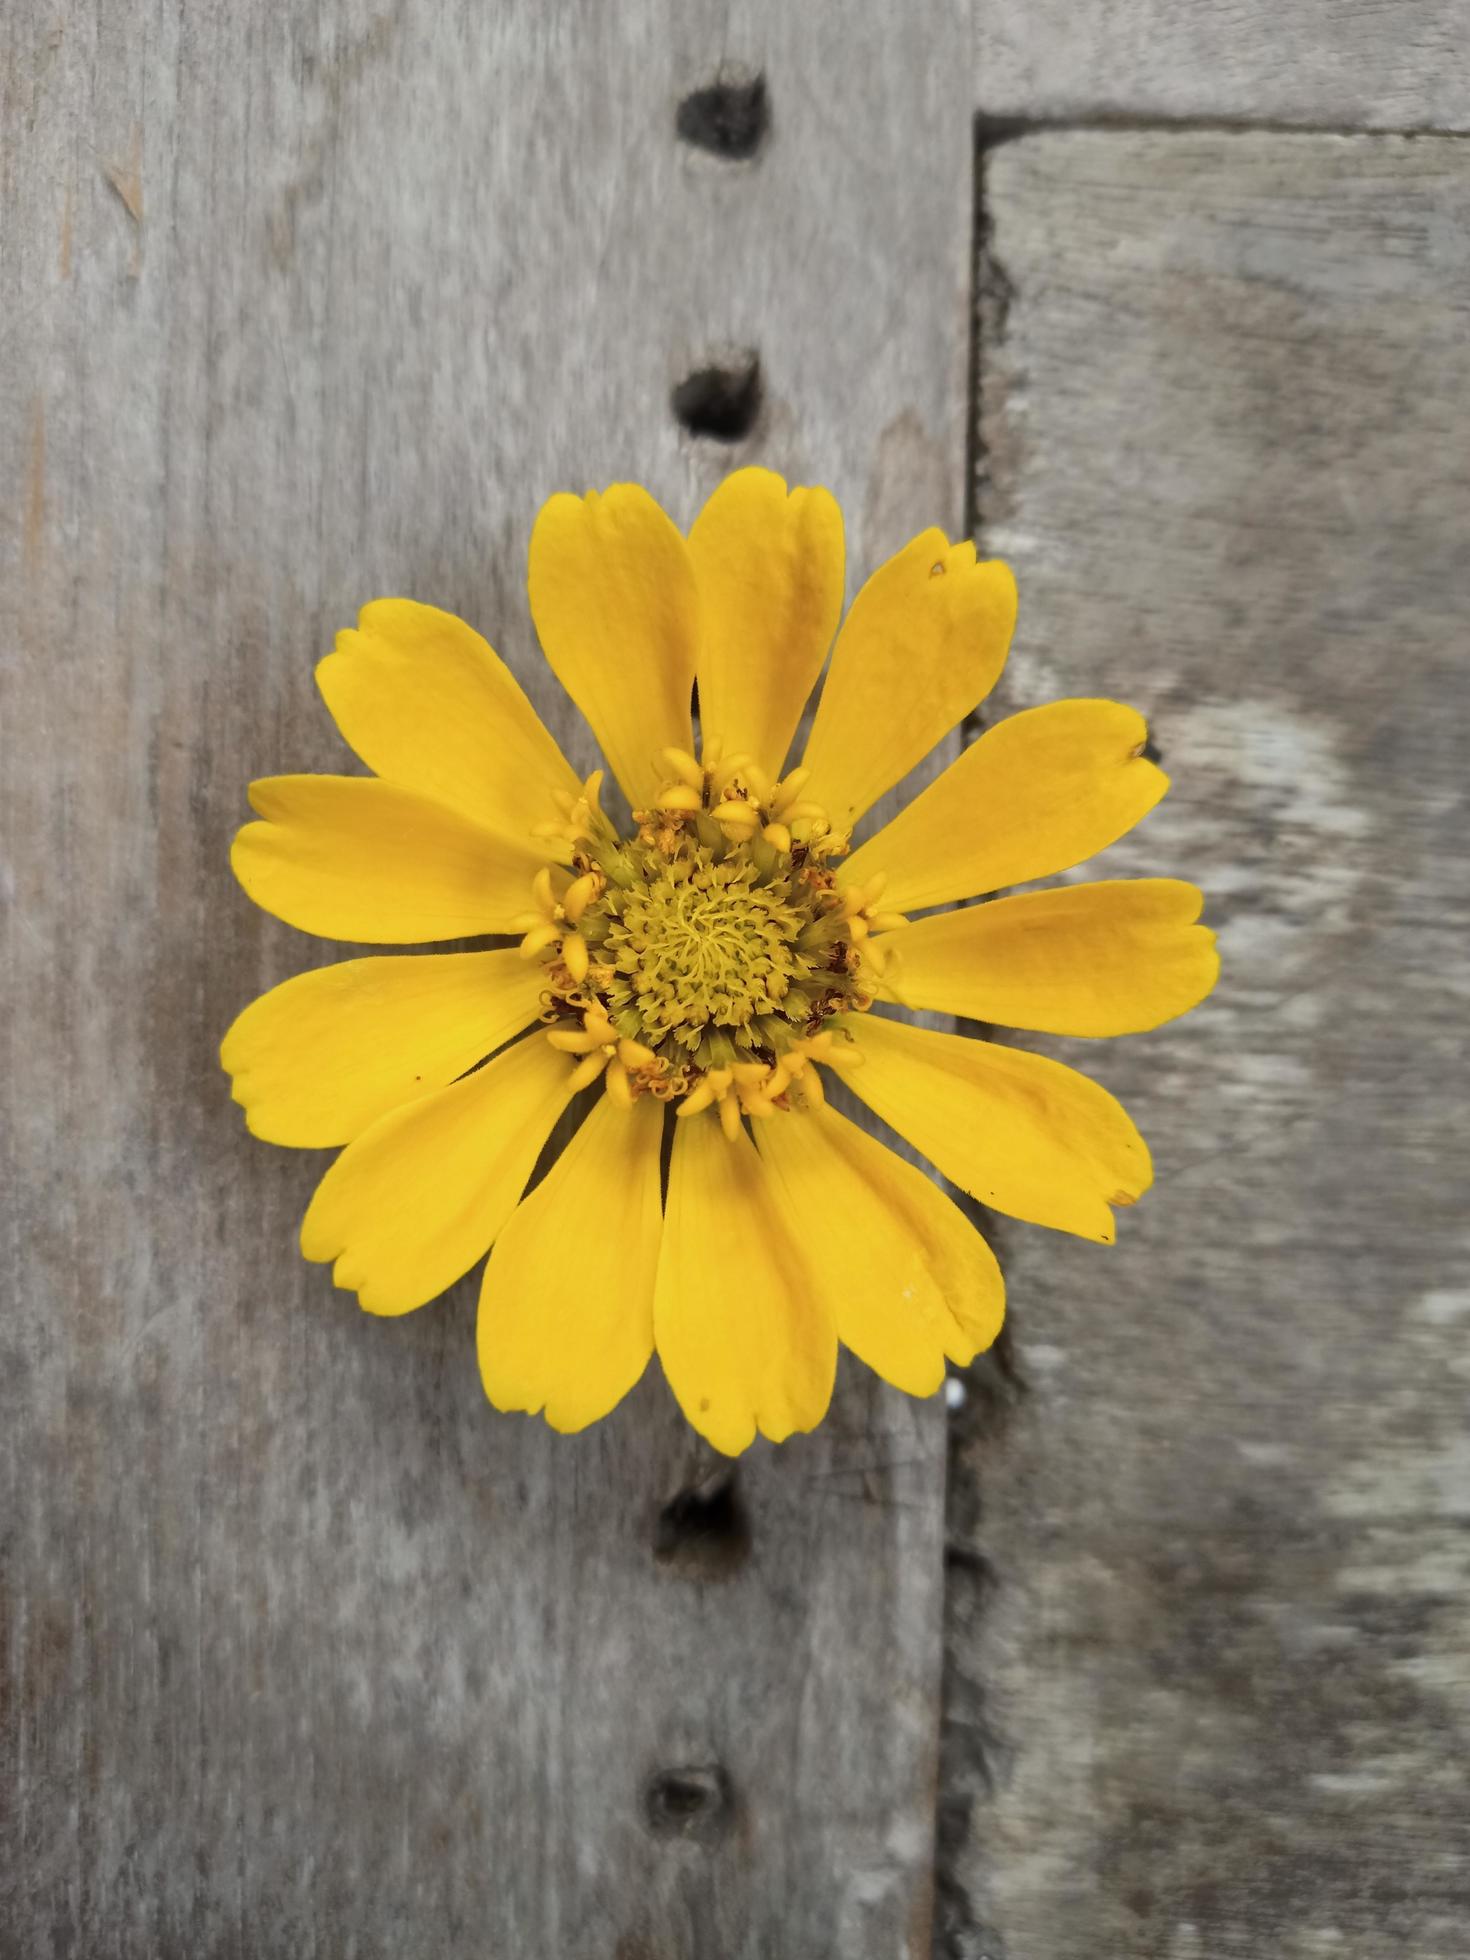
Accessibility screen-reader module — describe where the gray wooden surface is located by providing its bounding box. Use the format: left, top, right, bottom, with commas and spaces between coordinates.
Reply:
946, 130, 1470, 1958
1, 5, 974, 1955
8, 4, 1470, 1956
973, 1, 1470, 130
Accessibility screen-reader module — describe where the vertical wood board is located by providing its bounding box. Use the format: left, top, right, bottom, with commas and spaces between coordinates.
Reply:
952, 129, 1470, 1958
0, 5, 977, 1954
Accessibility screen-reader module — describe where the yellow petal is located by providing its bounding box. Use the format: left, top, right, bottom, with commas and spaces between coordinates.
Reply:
757, 1104, 1003, 1396
877, 880, 1219, 1037
221, 951, 548, 1147
843, 699, 1168, 913
231, 775, 545, 942
654, 1114, 836, 1455
478, 1093, 662, 1432
840, 1014, 1151, 1244
300, 1032, 574, 1314
801, 530, 1017, 828
316, 599, 581, 833
686, 468, 844, 778
528, 484, 701, 811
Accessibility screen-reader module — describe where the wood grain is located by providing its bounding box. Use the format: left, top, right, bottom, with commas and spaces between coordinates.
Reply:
973, 2, 1470, 130
0, 4, 976, 1953
947, 129, 1470, 1957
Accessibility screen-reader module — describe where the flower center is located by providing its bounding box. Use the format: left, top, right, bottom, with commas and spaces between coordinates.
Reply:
588, 839, 843, 1066
516, 747, 907, 1129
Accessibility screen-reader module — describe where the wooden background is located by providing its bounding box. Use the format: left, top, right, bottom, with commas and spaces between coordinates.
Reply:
3, 4, 1466, 1956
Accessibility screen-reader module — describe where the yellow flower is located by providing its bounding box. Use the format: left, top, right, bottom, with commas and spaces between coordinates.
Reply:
223, 468, 1217, 1455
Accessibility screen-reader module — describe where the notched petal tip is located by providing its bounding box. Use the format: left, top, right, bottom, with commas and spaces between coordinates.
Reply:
695, 1410, 758, 1460
241, 1103, 287, 1146
802, 525, 1019, 825
300, 1233, 428, 1319
692, 462, 791, 513
531, 486, 593, 531
844, 698, 1178, 914
1110, 1134, 1154, 1218
533, 479, 678, 529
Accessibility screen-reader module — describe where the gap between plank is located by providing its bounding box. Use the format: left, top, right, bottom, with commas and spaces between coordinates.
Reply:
976, 109, 1470, 147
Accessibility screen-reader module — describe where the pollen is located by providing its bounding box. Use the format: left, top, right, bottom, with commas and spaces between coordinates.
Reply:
531, 748, 898, 1124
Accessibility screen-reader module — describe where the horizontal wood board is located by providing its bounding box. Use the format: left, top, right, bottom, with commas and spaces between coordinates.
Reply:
973, 1, 1470, 131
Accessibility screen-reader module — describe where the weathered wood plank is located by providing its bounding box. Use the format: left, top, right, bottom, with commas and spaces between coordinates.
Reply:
0, 5, 976, 1953
973, 3, 1470, 130
946, 130, 1470, 1957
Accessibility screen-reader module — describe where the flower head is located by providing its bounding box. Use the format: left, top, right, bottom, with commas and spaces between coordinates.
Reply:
223, 469, 1217, 1454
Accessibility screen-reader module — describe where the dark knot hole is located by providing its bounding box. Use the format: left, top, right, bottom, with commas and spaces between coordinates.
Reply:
654, 1466, 751, 1577
644, 1764, 734, 1842
671, 354, 762, 443
675, 74, 769, 160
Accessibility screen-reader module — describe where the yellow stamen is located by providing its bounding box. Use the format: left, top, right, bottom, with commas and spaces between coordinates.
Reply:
519, 922, 561, 960
768, 767, 810, 814
546, 1026, 605, 1054
739, 761, 773, 804
536, 769, 612, 857
709, 751, 756, 797
660, 747, 706, 791
656, 782, 704, 813
561, 872, 600, 924
676, 1078, 717, 1117
710, 798, 759, 826
567, 1051, 610, 1093
562, 931, 590, 984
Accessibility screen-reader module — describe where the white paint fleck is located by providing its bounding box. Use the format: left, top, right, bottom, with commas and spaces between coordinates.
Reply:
1416, 1288, 1470, 1327
1019, 1342, 1067, 1373
1309, 1771, 1396, 1796
1237, 1440, 1293, 1466
883, 1813, 929, 1864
